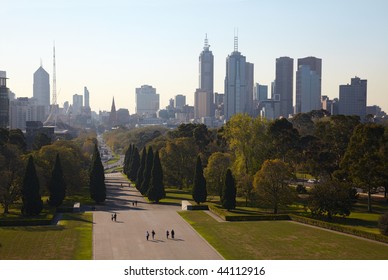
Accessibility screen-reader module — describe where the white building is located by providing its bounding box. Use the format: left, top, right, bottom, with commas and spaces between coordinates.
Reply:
33, 66, 50, 113
72, 94, 83, 115
9, 97, 46, 130
135, 85, 160, 116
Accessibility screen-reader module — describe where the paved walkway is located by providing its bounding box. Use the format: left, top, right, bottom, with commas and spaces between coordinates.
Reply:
93, 173, 223, 260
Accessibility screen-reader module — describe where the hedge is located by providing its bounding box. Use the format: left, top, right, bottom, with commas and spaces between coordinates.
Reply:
0, 215, 54, 227
289, 214, 388, 244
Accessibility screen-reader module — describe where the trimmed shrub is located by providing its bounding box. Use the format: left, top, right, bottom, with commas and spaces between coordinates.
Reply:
378, 212, 388, 236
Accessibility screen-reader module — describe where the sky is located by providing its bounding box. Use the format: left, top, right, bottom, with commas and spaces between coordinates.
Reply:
1, 0, 388, 114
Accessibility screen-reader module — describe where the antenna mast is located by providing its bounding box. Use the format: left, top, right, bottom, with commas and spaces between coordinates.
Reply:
52, 42, 57, 106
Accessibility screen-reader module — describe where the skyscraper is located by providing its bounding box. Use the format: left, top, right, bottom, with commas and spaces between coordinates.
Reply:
135, 85, 160, 116
84, 86, 90, 109
295, 57, 322, 114
254, 83, 268, 102
33, 65, 50, 112
0, 71, 10, 128
224, 35, 253, 120
275, 57, 294, 118
174, 94, 186, 110
195, 35, 214, 119
199, 34, 214, 94
72, 94, 83, 115
339, 77, 367, 117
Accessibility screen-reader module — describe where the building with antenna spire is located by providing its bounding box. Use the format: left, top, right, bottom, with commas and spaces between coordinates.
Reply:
109, 97, 117, 126
224, 33, 254, 120
195, 34, 214, 120
33, 64, 50, 114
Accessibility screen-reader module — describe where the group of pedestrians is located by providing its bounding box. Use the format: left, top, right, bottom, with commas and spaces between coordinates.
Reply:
146, 229, 175, 241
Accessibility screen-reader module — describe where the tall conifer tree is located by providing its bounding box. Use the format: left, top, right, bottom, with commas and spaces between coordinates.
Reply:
192, 155, 207, 204
148, 150, 165, 203
48, 154, 66, 207
136, 147, 147, 190
129, 147, 140, 181
222, 169, 236, 210
140, 147, 153, 195
21, 155, 43, 215
90, 144, 106, 203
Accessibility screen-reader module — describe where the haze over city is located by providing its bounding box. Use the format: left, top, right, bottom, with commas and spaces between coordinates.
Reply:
1, 0, 388, 113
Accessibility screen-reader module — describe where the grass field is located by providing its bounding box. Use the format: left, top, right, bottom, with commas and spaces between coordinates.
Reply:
179, 211, 388, 260
0, 213, 93, 260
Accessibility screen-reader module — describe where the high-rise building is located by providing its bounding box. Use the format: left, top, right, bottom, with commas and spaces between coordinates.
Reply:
295, 57, 322, 114
224, 36, 253, 120
199, 34, 214, 95
275, 57, 294, 118
339, 77, 367, 117
72, 94, 83, 115
9, 97, 45, 130
33, 65, 50, 112
254, 83, 268, 102
174, 94, 186, 110
0, 71, 10, 128
195, 89, 213, 118
84, 86, 90, 109
135, 85, 160, 116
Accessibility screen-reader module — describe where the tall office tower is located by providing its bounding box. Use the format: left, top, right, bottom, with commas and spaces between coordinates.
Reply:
295, 57, 322, 114
275, 57, 294, 118
9, 98, 45, 129
224, 35, 253, 120
339, 77, 367, 117
135, 85, 160, 116
33, 65, 50, 112
271, 80, 276, 99
0, 71, 10, 128
195, 89, 213, 118
72, 94, 83, 115
84, 86, 90, 109
199, 34, 214, 94
174, 94, 186, 110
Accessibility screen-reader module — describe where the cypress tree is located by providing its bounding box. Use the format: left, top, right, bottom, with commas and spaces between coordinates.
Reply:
140, 147, 154, 195
48, 154, 66, 207
90, 144, 106, 203
192, 155, 207, 204
129, 147, 140, 181
222, 169, 236, 211
21, 155, 43, 216
136, 147, 147, 191
148, 150, 165, 203
123, 144, 132, 176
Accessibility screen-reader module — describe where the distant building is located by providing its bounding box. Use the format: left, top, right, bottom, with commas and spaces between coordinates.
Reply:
25, 121, 54, 150
116, 108, 129, 125
295, 57, 322, 114
275, 57, 294, 118
9, 97, 46, 129
321, 96, 339, 115
72, 94, 83, 115
224, 36, 253, 120
339, 77, 367, 117
135, 85, 160, 116
33, 65, 50, 113
174, 94, 186, 110
109, 97, 117, 126
195, 89, 213, 118
84, 86, 90, 109
199, 34, 214, 95
0, 71, 10, 128
254, 83, 268, 102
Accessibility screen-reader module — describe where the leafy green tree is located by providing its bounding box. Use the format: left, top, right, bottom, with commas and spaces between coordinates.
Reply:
147, 150, 165, 203
32, 132, 52, 150
48, 154, 66, 207
253, 159, 294, 214
338, 123, 385, 212
378, 212, 388, 236
222, 169, 236, 210
8, 129, 27, 152
204, 152, 231, 199
140, 146, 153, 195
223, 114, 270, 206
89, 144, 106, 203
21, 156, 43, 216
192, 155, 207, 204
136, 148, 147, 190
308, 178, 352, 220
0, 144, 23, 214
128, 146, 140, 181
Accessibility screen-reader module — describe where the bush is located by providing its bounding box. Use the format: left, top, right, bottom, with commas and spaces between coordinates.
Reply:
378, 212, 388, 236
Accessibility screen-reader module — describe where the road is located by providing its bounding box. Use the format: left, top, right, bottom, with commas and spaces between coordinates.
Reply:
92, 173, 223, 260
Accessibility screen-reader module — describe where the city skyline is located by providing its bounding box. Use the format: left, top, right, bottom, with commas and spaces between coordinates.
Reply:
1, 0, 388, 113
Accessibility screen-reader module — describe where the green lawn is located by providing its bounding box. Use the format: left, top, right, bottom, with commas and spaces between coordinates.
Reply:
179, 211, 388, 260
0, 213, 93, 260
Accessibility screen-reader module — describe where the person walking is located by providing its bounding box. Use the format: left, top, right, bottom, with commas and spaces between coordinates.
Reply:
151, 230, 155, 240
146, 231, 150, 241
171, 229, 175, 239
111, 214, 114, 221
166, 230, 170, 239
114, 213, 117, 222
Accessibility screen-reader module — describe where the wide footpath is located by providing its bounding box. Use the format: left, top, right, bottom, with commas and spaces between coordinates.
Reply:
93, 173, 223, 260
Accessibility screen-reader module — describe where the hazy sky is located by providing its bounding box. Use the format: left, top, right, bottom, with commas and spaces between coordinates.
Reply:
1, 0, 388, 113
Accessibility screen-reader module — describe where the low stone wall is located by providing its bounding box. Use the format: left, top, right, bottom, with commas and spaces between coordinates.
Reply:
181, 200, 209, 210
